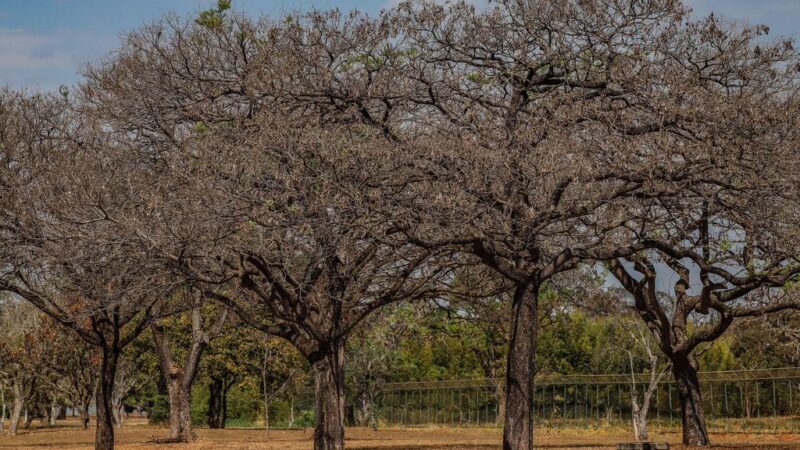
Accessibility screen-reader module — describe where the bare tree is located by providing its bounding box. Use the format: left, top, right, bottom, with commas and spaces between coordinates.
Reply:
0, 91, 183, 450
0, 301, 41, 435
186, 123, 451, 450
37, 318, 99, 430
384, 3, 800, 448
617, 316, 671, 442
53, 2, 800, 450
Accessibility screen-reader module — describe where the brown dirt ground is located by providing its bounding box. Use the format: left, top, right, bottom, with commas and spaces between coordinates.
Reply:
2, 419, 800, 450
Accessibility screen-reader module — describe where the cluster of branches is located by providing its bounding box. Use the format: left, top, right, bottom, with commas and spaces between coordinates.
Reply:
2, 1, 800, 450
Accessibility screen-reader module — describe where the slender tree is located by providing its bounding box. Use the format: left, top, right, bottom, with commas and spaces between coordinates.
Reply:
150, 293, 229, 442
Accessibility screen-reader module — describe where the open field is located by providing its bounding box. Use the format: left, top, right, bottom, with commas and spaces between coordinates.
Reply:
3, 419, 800, 450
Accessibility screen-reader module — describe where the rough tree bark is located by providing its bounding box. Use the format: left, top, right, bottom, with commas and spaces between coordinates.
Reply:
95, 343, 120, 450
672, 355, 708, 446
503, 284, 539, 450
151, 305, 225, 441
9, 382, 23, 435
152, 322, 193, 442
163, 375, 191, 442
151, 304, 228, 442
312, 342, 347, 450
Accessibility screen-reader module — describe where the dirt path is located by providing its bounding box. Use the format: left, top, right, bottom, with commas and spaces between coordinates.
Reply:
2, 421, 800, 449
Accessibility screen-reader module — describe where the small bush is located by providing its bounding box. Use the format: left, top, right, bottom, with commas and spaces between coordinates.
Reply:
148, 395, 170, 426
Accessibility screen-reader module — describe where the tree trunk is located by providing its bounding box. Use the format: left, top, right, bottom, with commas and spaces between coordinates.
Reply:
632, 403, 648, 442
95, 345, 120, 450
165, 378, 192, 442
495, 379, 506, 426
222, 379, 231, 426
9, 382, 23, 435
672, 355, 709, 446
503, 284, 538, 450
207, 377, 225, 429
354, 394, 368, 427
151, 317, 207, 442
79, 404, 91, 430
312, 341, 346, 450
1, 383, 6, 435
289, 396, 295, 429
112, 402, 124, 429
264, 397, 270, 437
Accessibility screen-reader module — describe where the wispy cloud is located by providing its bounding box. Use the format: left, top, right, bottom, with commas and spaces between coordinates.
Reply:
0, 28, 113, 90
0, 29, 71, 70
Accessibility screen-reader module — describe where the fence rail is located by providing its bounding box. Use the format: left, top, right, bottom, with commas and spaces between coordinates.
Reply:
381, 367, 800, 390
281, 368, 800, 428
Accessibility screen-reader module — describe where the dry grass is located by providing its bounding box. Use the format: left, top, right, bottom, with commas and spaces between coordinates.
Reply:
2, 419, 800, 449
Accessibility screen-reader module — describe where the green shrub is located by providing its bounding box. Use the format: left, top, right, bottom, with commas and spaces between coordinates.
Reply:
148, 395, 170, 426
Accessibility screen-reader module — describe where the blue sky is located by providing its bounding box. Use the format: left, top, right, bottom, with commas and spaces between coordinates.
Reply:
1, 0, 799, 91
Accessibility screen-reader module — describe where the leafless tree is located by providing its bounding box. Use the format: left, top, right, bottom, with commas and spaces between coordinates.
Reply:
42, 2, 800, 450
0, 91, 183, 450
184, 123, 451, 450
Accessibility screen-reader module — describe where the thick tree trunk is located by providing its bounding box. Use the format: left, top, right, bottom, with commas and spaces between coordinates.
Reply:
9, 383, 23, 435
312, 342, 346, 450
207, 377, 225, 429
672, 355, 709, 446
503, 284, 538, 450
151, 317, 207, 442
95, 346, 120, 450
165, 378, 192, 442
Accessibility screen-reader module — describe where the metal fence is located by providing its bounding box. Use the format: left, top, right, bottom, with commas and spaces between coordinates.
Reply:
287, 368, 800, 429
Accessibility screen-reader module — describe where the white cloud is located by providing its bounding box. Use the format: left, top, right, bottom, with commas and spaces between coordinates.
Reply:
0, 28, 114, 90
0, 29, 72, 70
